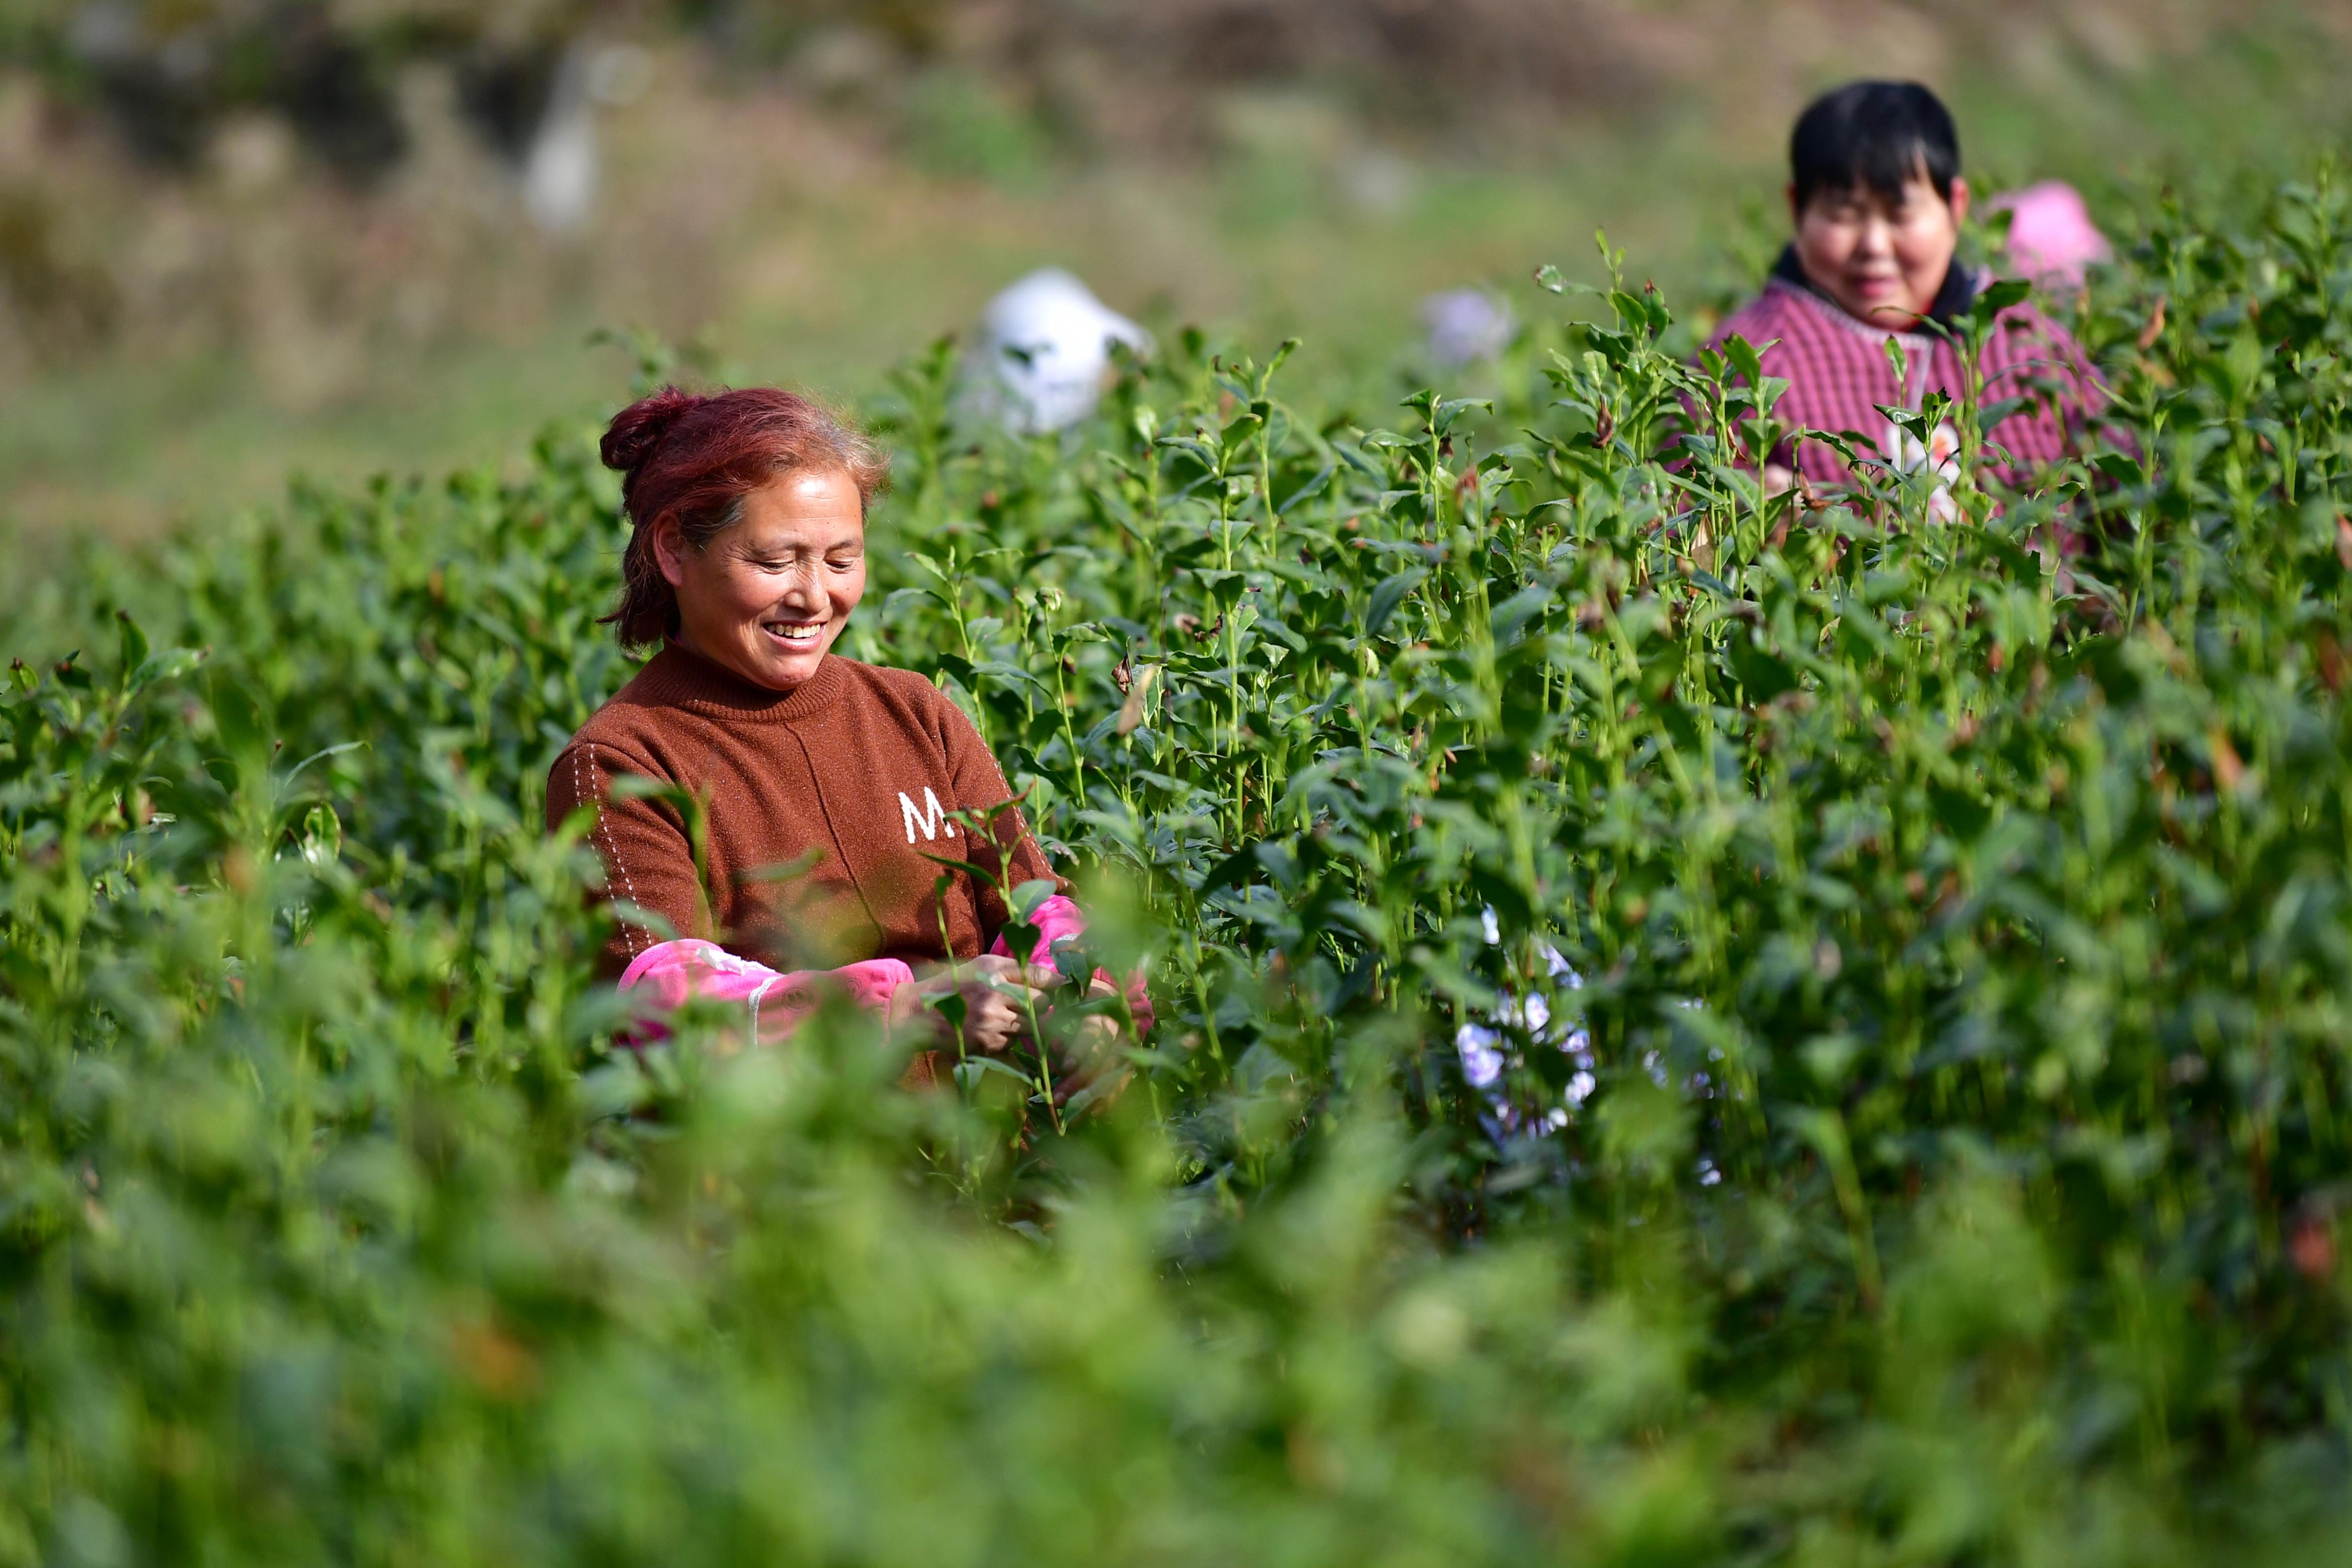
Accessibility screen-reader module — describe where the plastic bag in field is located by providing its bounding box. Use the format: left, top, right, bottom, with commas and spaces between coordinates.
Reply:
1456, 907, 1592, 1138
1420, 288, 1515, 367
972, 268, 1150, 433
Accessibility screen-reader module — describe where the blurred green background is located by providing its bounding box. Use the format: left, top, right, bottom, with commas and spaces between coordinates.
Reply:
3, 0, 2350, 552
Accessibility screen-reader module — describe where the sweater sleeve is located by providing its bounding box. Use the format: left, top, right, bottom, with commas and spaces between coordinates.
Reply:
547, 740, 711, 977
935, 695, 1071, 950
1686, 294, 1802, 475
1978, 305, 2120, 470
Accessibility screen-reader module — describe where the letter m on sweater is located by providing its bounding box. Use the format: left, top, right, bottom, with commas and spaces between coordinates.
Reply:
900, 787, 958, 844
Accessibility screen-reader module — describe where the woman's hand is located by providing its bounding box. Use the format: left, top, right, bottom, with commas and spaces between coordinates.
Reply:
895, 956, 1060, 1055
1043, 974, 1136, 1107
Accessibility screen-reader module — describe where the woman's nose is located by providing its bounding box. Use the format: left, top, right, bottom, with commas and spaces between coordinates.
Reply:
773, 563, 820, 607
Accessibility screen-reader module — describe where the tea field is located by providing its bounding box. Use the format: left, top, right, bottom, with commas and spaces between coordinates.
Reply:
5, 162, 2352, 1565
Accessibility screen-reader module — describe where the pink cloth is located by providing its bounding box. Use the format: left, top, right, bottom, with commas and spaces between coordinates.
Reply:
987, 894, 1156, 1036
1990, 182, 2111, 290
617, 939, 912, 1042
988, 893, 1090, 968
616, 895, 1154, 1041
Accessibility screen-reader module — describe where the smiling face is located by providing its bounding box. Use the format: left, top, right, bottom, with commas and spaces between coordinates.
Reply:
654, 467, 867, 691
1790, 167, 1969, 327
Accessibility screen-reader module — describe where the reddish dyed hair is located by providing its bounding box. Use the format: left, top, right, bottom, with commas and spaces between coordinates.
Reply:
600, 386, 889, 650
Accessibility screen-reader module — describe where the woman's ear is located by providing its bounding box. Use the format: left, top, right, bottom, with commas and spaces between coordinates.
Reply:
651, 515, 689, 588
1785, 180, 1801, 226
1947, 175, 1971, 227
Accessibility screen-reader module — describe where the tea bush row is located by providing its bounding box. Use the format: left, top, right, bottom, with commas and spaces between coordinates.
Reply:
5, 165, 2352, 1564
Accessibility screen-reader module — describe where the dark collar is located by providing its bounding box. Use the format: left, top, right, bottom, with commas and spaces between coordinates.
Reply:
1771, 243, 1977, 330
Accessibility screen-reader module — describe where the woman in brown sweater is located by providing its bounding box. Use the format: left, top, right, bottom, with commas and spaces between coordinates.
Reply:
545, 386, 1143, 1059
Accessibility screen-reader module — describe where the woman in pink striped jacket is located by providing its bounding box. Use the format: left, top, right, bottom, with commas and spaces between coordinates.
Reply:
1705, 80, 2107, 506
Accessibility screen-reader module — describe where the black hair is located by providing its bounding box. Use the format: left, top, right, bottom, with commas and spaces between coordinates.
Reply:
1789, 80, 1960, 210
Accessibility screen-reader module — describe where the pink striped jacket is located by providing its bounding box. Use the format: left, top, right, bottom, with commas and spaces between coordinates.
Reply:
1701, 258, 2105, 494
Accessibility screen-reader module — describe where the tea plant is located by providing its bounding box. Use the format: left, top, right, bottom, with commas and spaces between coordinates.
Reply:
5, 164, 2352, 1565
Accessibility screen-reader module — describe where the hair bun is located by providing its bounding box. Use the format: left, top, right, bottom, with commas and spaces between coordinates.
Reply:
600, 387, 703, 477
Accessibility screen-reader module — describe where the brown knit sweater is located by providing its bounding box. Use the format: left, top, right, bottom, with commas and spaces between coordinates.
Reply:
546, 644, 1066, 977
